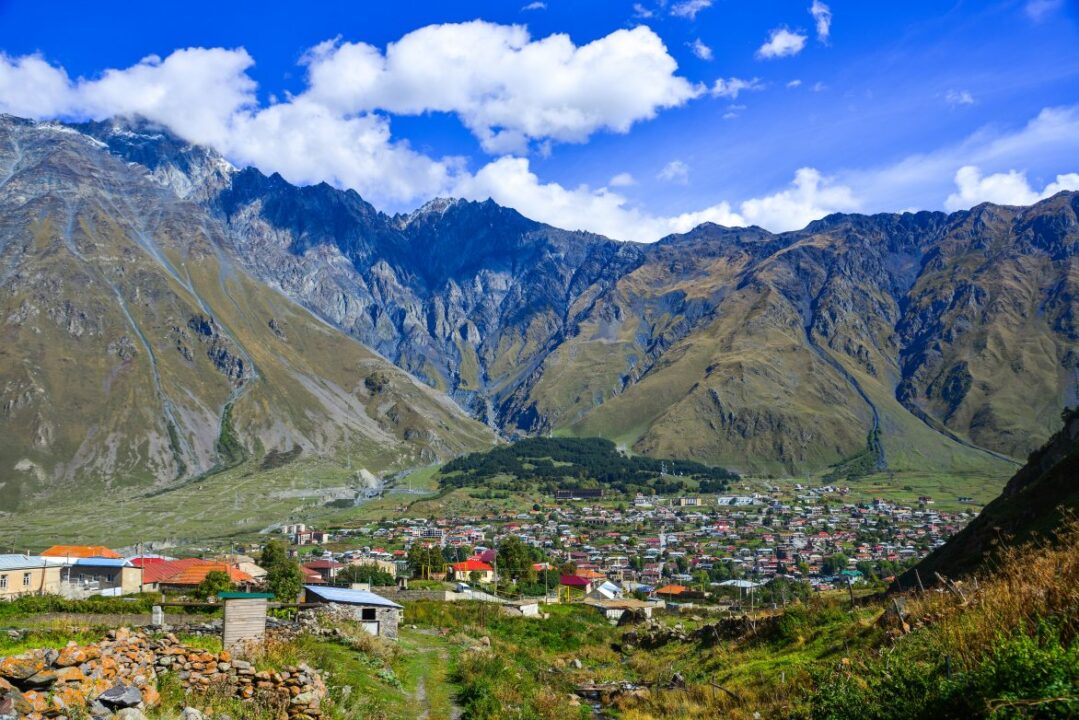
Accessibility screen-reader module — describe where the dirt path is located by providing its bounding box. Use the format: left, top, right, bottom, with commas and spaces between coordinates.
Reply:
401, 628, 464, 720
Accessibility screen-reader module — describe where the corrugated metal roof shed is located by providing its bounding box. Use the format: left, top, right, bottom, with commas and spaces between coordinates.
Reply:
304, 585, 403, 608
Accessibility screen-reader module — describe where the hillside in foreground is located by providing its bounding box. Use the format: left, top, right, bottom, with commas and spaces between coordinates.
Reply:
898, 406, 1079, 587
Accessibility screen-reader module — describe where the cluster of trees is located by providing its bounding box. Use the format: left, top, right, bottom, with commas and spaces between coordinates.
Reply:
337, 563, 395, 587
261, 539, 303, 601
407, 544, 447, 580
441, 437, 737, 495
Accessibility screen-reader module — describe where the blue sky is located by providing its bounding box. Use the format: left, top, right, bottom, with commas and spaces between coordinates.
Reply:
1, 0, 1077, 241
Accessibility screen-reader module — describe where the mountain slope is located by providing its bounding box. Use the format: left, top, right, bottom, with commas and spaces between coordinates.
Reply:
0, 116, 493, 511
75, 117, 1078, 476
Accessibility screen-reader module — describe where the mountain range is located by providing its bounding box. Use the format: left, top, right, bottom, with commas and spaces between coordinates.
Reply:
2, 114, 1077, 508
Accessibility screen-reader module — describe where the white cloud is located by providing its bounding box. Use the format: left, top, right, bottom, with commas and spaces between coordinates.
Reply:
811, 81, 827, 92
757, 28, 808, 59
787, 79, 803, 88
671, 0, 712, 20
456, 159, 866, 240
844, 105, 1079, 214
809, 1, 832, 42
0, 53, 76, 117
722, 104, 747, 120
1025, 0, 1062, 21
740, 167, 859, 230
609, 172, 636, 187
455, 156, 743, 242
712, 76, 763, 99
945, 89, 975, 107
302, 22, 701, 153
945, 165, 1079, 211
632, 3, 654, 19
689, 39, 713, 61
658, 160, 690, 184
521, 1, 547, 10
0, 24, 700, 206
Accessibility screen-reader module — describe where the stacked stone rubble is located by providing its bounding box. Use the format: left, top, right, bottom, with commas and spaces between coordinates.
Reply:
0, 628, 326, 720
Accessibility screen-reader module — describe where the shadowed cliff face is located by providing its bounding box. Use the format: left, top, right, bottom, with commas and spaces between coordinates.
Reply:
0, 116, 493, 510
69, 117, 1079, 475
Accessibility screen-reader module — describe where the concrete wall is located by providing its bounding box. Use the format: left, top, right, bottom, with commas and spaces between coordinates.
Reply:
0, 565, 62, 599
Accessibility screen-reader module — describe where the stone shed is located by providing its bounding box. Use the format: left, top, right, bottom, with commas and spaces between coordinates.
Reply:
303, 585, 403, 639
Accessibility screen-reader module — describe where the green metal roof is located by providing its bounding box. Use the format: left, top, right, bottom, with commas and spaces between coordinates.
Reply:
218, 591, 274, 599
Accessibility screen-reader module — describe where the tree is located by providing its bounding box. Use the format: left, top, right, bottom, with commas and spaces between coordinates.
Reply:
408, 544, 445, 580
196, 570, 233, 600
262, 539, 303, 601
497, 536, 537, 584
338, 564, 395, 586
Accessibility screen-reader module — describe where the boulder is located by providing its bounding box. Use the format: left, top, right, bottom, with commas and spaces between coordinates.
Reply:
0, 652, 45, 681
116, 709, 148, 720
98, 683, 142, 709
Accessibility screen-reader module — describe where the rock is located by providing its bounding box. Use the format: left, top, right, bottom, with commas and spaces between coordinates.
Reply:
181, 707, 205, 720
115, 709, 148, 720
98, 683, 142, 709
570, 658, 583, 670
0, 652, 45, 680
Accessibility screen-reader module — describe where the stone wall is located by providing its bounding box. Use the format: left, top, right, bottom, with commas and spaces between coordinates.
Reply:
0, 628, 326, 720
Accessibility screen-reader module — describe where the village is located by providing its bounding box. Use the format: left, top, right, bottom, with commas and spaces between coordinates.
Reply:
1, 481, 979, 628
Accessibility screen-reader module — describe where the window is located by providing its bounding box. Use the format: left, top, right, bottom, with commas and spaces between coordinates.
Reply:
361, 608, 377, 621
23, 572, 31, 587
0, 575, 6, 589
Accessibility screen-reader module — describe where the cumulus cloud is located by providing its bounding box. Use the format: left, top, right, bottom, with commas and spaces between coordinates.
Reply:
0, 23, 701, 206
521, 1, 546, 10
670, 0, 712, 20
787, 79, 803, 88
301, 22, 701, 153
809, 1, 832, 42
609, 172, 636, 187
712, 76, 763, 99
632, 3, 654, 19
658, 160, 690, 184
454, 156, 743, 242
757, 28, 808, 59
456, 159, 865, 240
740, 167, 859, 230
945, 89, 975, 107
944, 166, 1079, 211
689, 39, 713, 61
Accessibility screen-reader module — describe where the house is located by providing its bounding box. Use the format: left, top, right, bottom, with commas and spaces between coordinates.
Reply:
302, 559, 344, 582
559, 575, 593, 594
40, 545, 122, 561
303, 585, 403, 639
654, 584, 688, 598
63, 558, 144, 596
448, 560, 495, 583
0, 555, 62, 599
146, 559, 254, 593
587, 581, 623, 601
348, 558, 397, 579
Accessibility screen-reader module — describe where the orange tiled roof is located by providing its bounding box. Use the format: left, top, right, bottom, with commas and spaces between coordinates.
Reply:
151, 559, 252, 586
451, 560, 493, 572
40, 545, 122, 559
655, 584, 688, 595
576, 569, 607, 580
